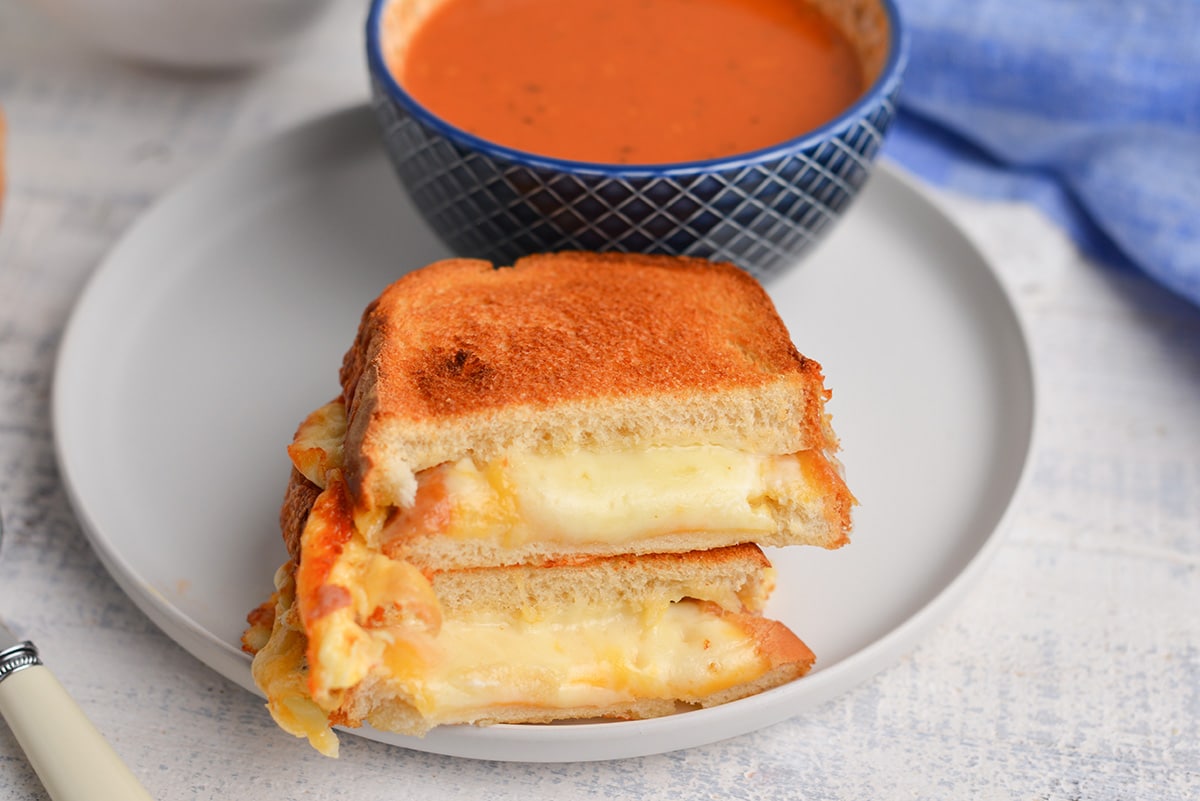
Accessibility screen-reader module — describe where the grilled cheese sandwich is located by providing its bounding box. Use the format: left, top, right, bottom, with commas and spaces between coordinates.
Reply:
244, 252, 853, 755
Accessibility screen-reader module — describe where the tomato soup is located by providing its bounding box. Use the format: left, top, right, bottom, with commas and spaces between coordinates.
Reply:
383, 0, 870, 164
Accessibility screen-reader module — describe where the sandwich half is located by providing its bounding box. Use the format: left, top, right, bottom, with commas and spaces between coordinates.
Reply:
244, 252, 853, 755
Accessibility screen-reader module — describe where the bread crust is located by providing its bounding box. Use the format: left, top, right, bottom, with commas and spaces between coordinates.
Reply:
279, 468, 322, 563
338, 252, 836, 511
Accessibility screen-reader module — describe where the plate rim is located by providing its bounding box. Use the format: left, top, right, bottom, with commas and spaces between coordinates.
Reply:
50, 103, 1038, 762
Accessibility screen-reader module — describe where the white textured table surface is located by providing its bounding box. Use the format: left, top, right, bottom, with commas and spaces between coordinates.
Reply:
1, 2, 1198, 798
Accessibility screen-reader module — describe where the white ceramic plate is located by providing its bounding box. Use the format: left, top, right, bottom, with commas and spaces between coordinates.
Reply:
53, 105, 1036, 763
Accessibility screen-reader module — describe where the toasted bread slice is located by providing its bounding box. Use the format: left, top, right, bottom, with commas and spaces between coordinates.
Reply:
339, 253, 844, 515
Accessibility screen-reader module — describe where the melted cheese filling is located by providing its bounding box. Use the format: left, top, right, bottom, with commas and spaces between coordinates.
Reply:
290, 400, 828, 549
302, 533, 766, 711
406, 600, 764, 720
257, 576, 767, 756
257, 401, 823, 756
404, 446, 809, 546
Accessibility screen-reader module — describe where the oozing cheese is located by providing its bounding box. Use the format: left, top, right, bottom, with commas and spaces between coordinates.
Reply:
289, 399, 832, 550
256, 556, 769, 755
426, 446, 804, 545
408, 599, 765, 720
297, 528, 769, 711
257, 402, 829, 757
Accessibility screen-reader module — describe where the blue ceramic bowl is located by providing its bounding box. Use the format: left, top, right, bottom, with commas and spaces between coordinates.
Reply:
365, 0, 907, 281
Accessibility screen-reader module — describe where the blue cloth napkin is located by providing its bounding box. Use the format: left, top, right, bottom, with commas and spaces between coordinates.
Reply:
882, 0, 1200, 308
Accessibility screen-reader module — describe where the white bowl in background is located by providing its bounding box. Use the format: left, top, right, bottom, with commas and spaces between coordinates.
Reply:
34, 0, 334, 70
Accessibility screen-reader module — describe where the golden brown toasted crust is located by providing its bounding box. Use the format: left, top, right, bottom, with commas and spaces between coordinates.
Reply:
240, 595, 276, 655
796, 449, 856, 548
338, 252, 835, 511
280, 468, 322, 563
341, 252, 814, 417
286, 399, 346, 488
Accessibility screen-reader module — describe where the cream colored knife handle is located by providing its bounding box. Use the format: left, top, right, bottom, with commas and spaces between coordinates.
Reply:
0, 646, 153, 801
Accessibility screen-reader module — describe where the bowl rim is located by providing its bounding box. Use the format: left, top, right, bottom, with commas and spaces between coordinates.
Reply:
365, 0, 908, 178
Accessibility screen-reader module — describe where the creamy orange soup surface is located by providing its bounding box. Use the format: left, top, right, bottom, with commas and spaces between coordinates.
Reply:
386, 0, 866, 164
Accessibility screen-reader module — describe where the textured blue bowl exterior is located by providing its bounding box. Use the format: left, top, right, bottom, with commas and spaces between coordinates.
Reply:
367, 2, 906, 280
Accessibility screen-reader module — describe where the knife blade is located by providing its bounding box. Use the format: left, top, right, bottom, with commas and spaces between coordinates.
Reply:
0, 619, 155, 800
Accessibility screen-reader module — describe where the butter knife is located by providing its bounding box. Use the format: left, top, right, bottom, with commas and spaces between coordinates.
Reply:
0, 623, 154, 800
